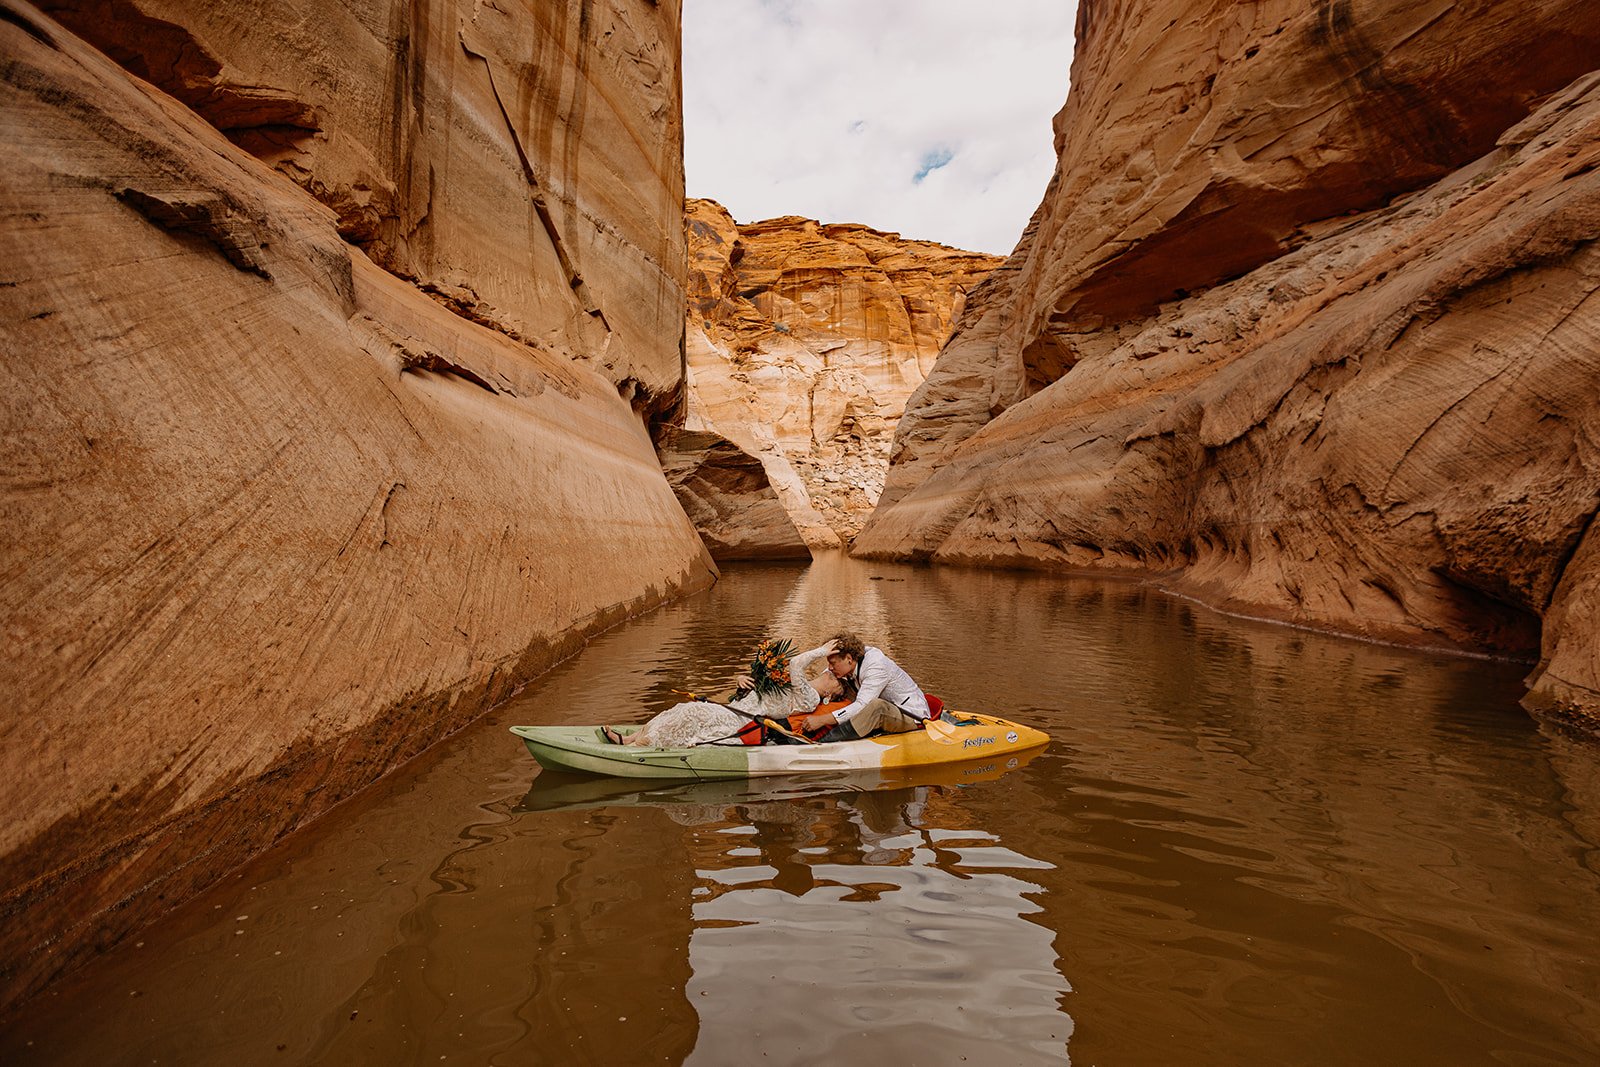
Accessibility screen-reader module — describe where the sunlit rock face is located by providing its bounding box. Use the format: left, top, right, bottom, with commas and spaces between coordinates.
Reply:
684, 198, 999, 546
858, 1, 1600, 724
0, 0, 709, 1008
39, 0, 686, 414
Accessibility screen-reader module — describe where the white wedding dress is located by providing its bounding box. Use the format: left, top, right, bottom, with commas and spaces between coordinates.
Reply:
630, 643, 831, 747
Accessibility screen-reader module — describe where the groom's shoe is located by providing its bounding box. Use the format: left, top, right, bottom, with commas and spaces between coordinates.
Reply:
817, 721, 860, 744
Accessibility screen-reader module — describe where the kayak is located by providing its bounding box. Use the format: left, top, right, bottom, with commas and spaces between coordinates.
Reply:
516, 749, 1046, 811
509, 712, 1048, 780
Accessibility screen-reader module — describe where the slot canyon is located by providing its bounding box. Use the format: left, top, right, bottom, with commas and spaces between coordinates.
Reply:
2, 0, 1598, 1051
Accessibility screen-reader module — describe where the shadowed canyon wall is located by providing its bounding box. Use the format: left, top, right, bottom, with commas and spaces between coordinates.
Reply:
654, 425, 811, 562
0, 0, 709, 1009
856, 0, 1600, 724
684, 198, 999, 547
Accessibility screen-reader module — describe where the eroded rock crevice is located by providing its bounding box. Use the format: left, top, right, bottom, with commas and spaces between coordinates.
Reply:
41, 0, 321, 138
652, 426, 809, 562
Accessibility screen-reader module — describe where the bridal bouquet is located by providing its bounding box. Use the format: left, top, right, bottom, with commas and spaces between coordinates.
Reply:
749, 638, 796, 697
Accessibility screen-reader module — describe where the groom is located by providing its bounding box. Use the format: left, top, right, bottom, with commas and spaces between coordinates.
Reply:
796, 632, 930, 743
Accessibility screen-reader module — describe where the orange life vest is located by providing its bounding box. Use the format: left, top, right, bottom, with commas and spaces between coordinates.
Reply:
785, 700, 851, 739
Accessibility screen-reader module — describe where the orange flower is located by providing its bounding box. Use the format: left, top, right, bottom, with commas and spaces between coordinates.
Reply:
748, 637, 796, 697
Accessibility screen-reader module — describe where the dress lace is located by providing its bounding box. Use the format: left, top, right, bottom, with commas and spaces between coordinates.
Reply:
632, 644, 828, 747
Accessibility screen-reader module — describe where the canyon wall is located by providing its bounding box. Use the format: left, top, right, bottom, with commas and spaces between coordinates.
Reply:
38, 0, 687, 413
684, 198, 999, 546
0, 0, 709, 1009
856, 0, 1600, 724
654, 426, 811, 561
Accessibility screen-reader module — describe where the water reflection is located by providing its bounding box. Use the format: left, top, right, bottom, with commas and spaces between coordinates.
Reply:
518, 755, 1070, 1063
516, 752, 1044, 814
675, 777, 1070, 1066
4, 554, 1600, 1066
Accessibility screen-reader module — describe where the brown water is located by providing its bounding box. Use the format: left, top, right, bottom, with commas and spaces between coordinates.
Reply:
5, 553, 1599, 1066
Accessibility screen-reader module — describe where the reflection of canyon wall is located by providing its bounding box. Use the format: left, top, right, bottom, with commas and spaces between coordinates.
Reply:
857, 1, 1600, 724
0, 733, 704, 1062
684, 198, 999, 547
0, 0, 707, 1007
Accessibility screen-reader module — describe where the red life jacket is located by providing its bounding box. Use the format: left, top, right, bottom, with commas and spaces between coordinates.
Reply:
733, 719, 768, 745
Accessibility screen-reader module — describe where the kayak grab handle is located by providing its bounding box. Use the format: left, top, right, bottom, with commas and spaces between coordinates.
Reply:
782, 758, 854, 772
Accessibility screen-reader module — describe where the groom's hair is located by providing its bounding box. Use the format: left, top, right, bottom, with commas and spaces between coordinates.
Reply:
829, 632, 866, 663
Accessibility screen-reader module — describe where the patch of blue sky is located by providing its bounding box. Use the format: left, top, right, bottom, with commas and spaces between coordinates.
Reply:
914, 146, 956, 183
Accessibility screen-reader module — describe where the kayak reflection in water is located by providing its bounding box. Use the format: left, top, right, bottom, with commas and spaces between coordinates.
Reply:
601, 639, 844, 747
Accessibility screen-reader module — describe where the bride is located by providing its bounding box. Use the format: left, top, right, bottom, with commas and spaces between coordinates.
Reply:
601, 640, 843, 747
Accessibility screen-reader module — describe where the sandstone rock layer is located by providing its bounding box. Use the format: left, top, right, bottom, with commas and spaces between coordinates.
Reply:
858, 0, 1600, 724
684, 199, 999, 546
655, 427, 811, 561
0, 0, 708, 1009
40, 0, 688, 414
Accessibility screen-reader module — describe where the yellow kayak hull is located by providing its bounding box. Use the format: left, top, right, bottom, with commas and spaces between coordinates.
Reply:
510, 713, 1049, 780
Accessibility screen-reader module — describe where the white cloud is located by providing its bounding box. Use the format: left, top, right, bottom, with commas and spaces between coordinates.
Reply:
683, 0, 1078, 255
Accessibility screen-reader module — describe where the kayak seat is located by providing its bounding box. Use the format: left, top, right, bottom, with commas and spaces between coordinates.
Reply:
925, 694, 944, 720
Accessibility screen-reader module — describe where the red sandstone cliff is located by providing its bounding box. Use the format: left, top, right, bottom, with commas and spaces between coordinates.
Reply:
0, 0, 708, 1008
684, 199, 999, 546
38, 0, 687, 413
857, 0, 1600, 725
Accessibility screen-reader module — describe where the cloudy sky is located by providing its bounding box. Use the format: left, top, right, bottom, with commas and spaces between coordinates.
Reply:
682, 0, 1079, 256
